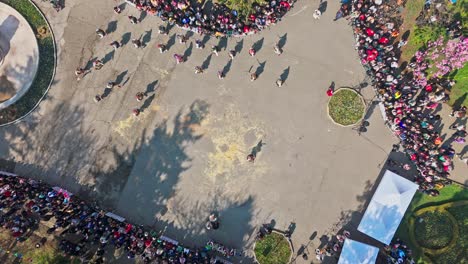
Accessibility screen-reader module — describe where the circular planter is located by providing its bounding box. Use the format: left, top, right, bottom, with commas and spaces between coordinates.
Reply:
253, 231, 293, 264
0, 0, 56, 126
327, 88, 365, 127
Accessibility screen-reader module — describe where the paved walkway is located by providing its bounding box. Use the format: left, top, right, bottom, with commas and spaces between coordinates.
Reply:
0, 0, 465, 263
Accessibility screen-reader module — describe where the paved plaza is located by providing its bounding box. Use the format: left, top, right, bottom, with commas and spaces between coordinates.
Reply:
0, 0, 466, 263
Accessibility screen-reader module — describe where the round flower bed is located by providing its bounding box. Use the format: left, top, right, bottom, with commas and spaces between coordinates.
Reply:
254, 232, 292, 264
327, 88, 365, 126
414, 211, 454, 250
0, 0, 56, 126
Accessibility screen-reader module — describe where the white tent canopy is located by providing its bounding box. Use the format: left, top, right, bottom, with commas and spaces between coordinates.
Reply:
357, 170, 418, 245
338, 239, 379, 264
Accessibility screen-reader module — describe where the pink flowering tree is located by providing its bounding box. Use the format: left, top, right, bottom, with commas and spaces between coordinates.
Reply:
412, 36, 468, 84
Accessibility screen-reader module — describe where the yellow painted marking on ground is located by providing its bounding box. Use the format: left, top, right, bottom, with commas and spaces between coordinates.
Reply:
203, 105, 268, 189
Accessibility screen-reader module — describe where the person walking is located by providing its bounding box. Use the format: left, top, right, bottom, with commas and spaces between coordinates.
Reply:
250, 73, 258, 81
276, 78, 284, 87
110, 41, 121, 50
195, 39, 204, 49
128, 15, 139, 24
249, 47, 256, 56
136, 92, 144, 102
173, 54, 184, 64
94, 95, 102, 103
274, 43, 283, 55
212, 45, 219, 56
217, 70, 225, 79
93, 59, 104, 70
133, 109, 140, 116
228, 50, 236, 59
157, 43, 167, 53
195, 66, 204, 74
96, 29, 106, 38
132, 39, 143, 48
313, 9, 322, 19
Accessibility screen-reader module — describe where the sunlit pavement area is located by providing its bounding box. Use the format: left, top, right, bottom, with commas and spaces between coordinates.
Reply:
0, 0, 466, 263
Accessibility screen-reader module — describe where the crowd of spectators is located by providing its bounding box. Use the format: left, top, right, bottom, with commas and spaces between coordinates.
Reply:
348, 0, 466, 193
125, 0, 295, 36
0, 172, 234, 263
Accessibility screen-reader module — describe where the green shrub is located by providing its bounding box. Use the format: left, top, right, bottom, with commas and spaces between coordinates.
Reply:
414, 211, 454, 249
413, 25, 447, 47
328, 89, 365, 126
254, 233, 291, 264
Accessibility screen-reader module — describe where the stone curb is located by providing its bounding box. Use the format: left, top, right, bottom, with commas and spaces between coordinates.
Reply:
252, 231, 293, 264
326, 88, 366, 127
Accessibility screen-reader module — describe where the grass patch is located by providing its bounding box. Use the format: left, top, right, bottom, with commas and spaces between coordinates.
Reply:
0, 0, 55, 125
0, 228, 79, 264
254, 233, 291, 264
414, 211, 453, 249
328, 89, 365, 126
399, 0, 425, 62
216, 0, 266, 20
395, 184, 468, 263
449, 63, 468, 107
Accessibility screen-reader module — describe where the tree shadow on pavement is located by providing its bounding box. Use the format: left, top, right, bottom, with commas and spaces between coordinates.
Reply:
115, 100, 210, 222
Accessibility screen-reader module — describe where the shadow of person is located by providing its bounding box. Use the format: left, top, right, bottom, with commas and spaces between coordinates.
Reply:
84, 57, 97, 71
145, 80, 158, 95
115, 70, 128, 84
255, 61, 267, 76
253, 37, 264, 52
106, 20, 118, 34
0, 15, 20, 56
278, 33, 287, 49
250, 140, 265, 157
101, 87, 112, 99
139, 11, 147, 22
217, 36, 228, 50
166, 33, 176, 50
318, 0, 328, 13
183, 42, 193, 60
452, 93, 467, 110
141, 94, 156, 112
201, 34, 210, 46
234, 39, 244, 53
121, 32, 132, 46
280, 66, 290, 82
222, 59, 233, 76
102, 50, 115, 64
201, 54, 212, 70
142, 29, 152, 46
